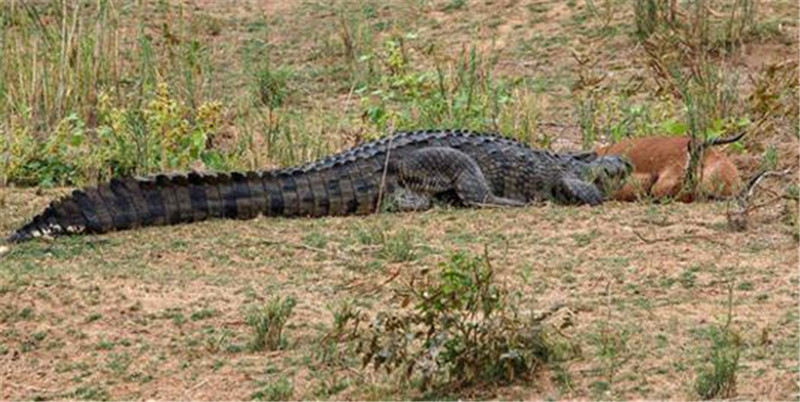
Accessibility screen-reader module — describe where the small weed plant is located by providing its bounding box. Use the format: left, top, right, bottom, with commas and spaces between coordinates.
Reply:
317, 299, 366, 367
246, 296, 297, 352
694, 283, 742, 400
695, 325, 741, 399
251, 377, 294, 401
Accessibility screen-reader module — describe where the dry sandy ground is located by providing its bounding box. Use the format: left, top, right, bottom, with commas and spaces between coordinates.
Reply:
1, 186, 797, 400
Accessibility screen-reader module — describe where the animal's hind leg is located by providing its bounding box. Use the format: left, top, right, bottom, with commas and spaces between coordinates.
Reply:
398, 147, 525, 208
699, 158, 740, 198
651, 166, 686, 201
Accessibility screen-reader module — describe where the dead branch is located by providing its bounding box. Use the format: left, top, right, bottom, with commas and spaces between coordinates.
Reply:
727, 168, 794, 231
341, 268, 402, 295
739, 169, 793, 205
257, 239, 360, 264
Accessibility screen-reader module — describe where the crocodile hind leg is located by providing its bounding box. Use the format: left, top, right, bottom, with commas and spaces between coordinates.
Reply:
397, 147, 525, 208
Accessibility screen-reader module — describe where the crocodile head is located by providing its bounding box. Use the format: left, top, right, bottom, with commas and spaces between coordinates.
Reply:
573, 153, 633, 195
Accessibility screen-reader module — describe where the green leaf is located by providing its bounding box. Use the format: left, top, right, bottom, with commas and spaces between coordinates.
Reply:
711, 118, 725, 133
736, 117, 751, 128
663, 120, 687, 136
70, 131, 84, 147
190, 130, 206, 151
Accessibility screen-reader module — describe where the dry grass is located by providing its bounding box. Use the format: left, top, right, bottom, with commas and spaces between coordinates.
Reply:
1, 0, 798, 400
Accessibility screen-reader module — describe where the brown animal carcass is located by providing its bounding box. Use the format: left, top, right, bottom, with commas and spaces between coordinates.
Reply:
597, 135, 743, 202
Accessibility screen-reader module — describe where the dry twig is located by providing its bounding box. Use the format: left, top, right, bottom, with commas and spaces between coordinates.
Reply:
727, 168, 794, 231
633, 230, 731, 248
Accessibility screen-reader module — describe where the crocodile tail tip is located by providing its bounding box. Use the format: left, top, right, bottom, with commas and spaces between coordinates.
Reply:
6, 230, 30, 244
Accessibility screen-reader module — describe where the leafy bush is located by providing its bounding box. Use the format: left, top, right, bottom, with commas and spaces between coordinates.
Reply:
0, 1, 242, 187
3, 82, 238, 186
357, 40, 543, 145
355, 250, 563, 391
5, 114, 87, 187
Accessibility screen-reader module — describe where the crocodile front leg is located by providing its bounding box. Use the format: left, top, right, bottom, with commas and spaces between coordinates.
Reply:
397, 147, 525, 208
555, 177, 604, 205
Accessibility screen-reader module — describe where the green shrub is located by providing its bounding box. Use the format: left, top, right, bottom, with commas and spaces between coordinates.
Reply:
358, 42, 543, 145
3, 82, 238, 186
254, 66, 291, 110
0, 1, 239, 187
694, 283, 742, 399
355, 250, 563, 391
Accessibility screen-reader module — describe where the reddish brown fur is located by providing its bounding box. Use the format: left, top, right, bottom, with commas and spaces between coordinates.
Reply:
597, 136, 741, 202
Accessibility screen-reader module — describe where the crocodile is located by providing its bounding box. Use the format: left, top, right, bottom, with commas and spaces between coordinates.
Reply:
7, 129, 632, 242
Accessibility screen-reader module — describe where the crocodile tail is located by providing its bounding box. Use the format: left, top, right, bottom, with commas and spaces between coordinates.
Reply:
6, 171, 279, 243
